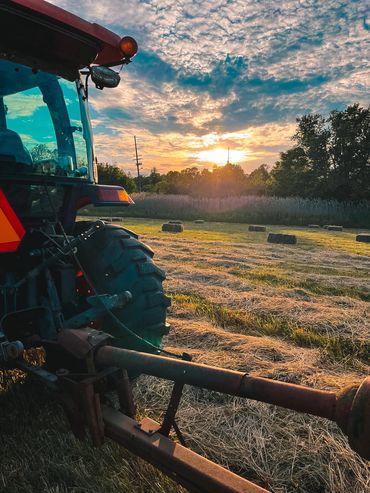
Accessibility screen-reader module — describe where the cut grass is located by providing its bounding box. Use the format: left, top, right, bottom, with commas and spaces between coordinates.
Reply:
1, 217, 368, 493
278, 262, 370, 279
170, 292, 370, 363
229, 266, 370, 301
278, 227, 370, 255
79, 217, 370, 255
0, 382, 184, 493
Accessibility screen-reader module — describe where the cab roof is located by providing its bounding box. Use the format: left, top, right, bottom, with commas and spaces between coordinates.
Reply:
0, 0, 124, 80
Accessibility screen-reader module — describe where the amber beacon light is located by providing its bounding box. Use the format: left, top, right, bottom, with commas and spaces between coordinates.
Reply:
119, 36, 138, 59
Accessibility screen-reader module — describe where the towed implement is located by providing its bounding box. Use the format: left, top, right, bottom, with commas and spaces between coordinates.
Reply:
0, 2, 369, 492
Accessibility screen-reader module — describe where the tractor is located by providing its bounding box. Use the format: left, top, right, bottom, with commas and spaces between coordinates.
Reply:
0, 0, 170, 361
0, 2, 369, 493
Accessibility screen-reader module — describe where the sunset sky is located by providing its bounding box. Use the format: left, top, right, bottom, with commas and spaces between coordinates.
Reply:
52, 0, 369, 175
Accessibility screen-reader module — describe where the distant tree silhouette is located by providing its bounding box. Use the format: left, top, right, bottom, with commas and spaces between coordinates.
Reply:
270, 104, 370, 201
97, 163, 137, 192
244, 164, 270, 195
328, 104, 370, 200
30, 144, 58, 162
96, 104, 369, 202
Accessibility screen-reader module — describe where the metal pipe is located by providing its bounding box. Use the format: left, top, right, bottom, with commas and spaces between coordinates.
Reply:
96, 346, 338, 420
55, 329, 370, 460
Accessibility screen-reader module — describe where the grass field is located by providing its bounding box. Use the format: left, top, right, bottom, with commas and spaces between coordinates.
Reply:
1, 219, 369, 493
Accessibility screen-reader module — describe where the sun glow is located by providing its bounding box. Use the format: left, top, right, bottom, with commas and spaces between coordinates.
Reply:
196, 148, 246, 166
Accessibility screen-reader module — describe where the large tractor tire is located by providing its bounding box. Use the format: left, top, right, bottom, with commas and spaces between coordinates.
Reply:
74, 221, 170, 353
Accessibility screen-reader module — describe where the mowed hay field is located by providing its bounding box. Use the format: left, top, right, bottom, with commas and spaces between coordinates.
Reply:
1, 219, 370, 493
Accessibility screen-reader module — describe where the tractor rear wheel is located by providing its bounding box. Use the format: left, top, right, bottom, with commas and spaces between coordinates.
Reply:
74, 221, 170, 352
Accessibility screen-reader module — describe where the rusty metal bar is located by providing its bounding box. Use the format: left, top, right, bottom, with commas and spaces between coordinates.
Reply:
160, 380, 185, 437
116, 369, 136, 418
96, 346, 337, 420
102, 406, 269, 493
173, 420, 187, 446
80, 383, 105, 446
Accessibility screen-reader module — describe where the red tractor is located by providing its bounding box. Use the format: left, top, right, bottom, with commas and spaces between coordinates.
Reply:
0, 0, 170, 362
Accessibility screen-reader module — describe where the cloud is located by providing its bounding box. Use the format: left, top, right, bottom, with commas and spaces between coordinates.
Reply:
5, 93, 41, 118
131, 51, 176, 85
47, 0, 370, 172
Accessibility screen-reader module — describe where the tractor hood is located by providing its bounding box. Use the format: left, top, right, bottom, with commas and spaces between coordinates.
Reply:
0, 0, 134, 80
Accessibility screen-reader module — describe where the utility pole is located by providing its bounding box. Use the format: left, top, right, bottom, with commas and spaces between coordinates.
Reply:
133, 135, 142, 192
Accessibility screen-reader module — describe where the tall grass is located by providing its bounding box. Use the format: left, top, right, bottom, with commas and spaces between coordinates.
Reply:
84, 194, 370, 227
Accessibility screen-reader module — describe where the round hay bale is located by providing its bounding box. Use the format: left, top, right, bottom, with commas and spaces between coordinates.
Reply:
356, 234, 370, 243
168, 220, 183, 224
267, 233, 297, 245
111, 217, 123, 222
162, 222, 184, 233
327, 225, 343, 231
248, 225, 266, 232
308, 224, 320, 229
194, 219, 205, 224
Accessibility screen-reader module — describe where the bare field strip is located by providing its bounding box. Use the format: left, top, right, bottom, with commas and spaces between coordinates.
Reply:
1, 218, 369, 493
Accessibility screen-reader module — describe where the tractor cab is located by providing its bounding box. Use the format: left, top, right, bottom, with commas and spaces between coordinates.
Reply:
0, 59, 92, 181
0, 1, 168, 361
0, 0, 137, 228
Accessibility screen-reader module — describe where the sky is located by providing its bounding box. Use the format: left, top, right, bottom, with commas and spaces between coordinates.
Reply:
51, 0, 369, 175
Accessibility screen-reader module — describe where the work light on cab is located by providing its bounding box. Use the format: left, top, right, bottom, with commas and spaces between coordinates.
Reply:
119, 36, 138, 60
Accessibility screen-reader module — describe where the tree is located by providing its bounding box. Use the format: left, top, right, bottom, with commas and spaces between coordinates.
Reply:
293, 113, 330, 197
270, 104, 370, 201
135, 167, 163, 192
244, 164, 270, 195
327, 104, 370, 200
192, 163, 246, 197
270, 147, 312, 197
97, 163, 137, 192
30, 144, 58, 162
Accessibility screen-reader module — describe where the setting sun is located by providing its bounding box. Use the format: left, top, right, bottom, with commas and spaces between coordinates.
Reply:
196, 148, 246, 166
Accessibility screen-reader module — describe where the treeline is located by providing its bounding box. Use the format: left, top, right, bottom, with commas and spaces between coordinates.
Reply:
97, 104, 370, 201
97, 162, 270, 197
